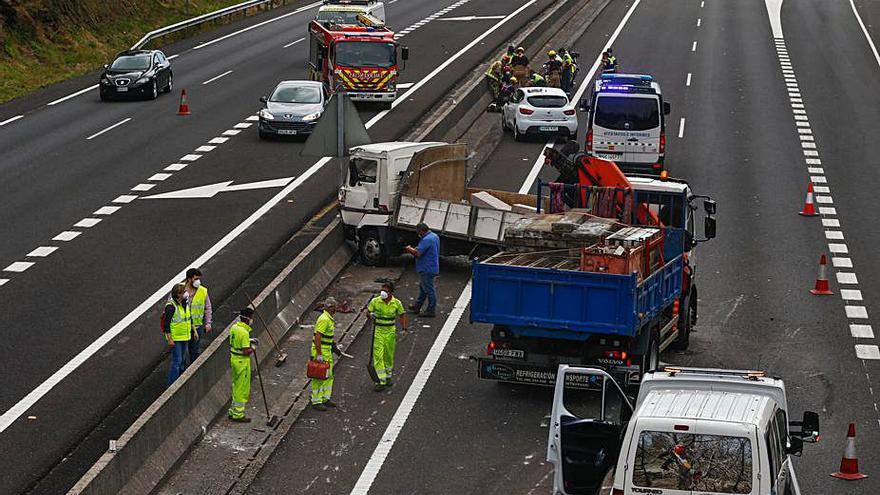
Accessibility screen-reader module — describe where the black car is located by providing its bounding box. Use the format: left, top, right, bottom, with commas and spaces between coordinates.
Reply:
99, 50, 173, 101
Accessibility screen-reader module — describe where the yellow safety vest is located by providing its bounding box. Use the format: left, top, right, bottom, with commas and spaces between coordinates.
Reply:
368, 296, 404, 330
191, 286, 208, 326
229, 321, 252, 356
168, 301, 192, 342
315, 310, 335, 339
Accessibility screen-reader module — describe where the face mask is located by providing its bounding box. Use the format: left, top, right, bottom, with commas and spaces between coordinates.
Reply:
192, 279, 201, 288
380, 290, 389, 299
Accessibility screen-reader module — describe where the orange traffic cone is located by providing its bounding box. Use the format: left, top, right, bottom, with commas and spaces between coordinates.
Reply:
800, 183, 818, 216
177, 89, 191, 116
810, 255, 833, 295
831, 423, 868, 480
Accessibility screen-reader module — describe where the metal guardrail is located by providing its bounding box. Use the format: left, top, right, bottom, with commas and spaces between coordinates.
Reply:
131, 0, 272, 50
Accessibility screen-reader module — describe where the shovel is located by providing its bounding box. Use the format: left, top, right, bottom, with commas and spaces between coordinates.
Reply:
252, 347, 280, 428
244, 292, 288, 366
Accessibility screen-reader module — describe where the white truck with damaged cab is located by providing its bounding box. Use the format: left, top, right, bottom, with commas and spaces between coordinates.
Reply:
547, 366, 820, 495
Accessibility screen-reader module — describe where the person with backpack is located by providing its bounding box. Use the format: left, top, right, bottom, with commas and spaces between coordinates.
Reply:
163, 283, 195, 386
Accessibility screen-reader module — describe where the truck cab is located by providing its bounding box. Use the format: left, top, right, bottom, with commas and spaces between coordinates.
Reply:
581, 74, 671, 174
548, 366, 820, 495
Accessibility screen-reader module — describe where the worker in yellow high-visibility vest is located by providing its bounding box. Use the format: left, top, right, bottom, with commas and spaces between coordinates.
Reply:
228, 308, 255, 423
311, 297, 340, 411
367, 282, 407, 391
184, 268, 213, 364
164, 283, 194, 386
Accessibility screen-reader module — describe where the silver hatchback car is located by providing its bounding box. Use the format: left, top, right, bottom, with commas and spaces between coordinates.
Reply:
258, 80, 328, 139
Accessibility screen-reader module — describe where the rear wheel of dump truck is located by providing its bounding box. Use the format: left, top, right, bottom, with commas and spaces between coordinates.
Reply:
671, 293, 692, 351
359, 229, 388, 266
640, 328, 660, 376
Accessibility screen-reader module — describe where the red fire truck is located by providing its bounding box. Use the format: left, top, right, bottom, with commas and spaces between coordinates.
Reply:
308, 16, 409, 108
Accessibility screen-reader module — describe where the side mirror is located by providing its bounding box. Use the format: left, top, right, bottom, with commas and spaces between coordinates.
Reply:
103, 64, 109, 70
787, 436, 804, 457
704, 216, 716, 240
260, 96, 268, 103
579, 98, 590, 112
663, 101, 672, 115
791, 411, 820, 443
703, 199, 716, 215
401, 46, 410, 60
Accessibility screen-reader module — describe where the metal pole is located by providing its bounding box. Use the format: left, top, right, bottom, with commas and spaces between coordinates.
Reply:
337, 90, 346, 187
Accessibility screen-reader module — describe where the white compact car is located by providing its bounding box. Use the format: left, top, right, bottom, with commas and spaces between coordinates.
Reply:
501, 87, 578, 141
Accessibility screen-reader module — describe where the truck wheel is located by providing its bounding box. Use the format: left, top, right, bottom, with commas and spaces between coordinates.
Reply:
671, 295, 691, 351
641, 330, 660, 375
359, 229, 388, 266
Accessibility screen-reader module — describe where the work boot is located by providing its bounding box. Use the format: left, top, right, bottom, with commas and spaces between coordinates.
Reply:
408, 303, 422, 314
374, 383, 387, 392
230, 416, 251, 423
312, 403, 328, 411
385, 378, 393, 387
324, 400, 338, 408
420, 308, 436, 318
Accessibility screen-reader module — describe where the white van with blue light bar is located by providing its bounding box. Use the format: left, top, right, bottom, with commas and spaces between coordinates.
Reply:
547, 366, 820, 495
580, 74, 671, 174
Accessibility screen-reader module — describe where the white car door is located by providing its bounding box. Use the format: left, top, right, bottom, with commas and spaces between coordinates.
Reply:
548, 365, 633, 495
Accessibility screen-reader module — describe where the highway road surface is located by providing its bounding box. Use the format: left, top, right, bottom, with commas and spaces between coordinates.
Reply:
245, 0, 880, 494
0, 0, 557, 492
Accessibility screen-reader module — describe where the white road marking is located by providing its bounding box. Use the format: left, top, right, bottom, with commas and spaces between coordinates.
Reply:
209, 137, 229, 144
691, 41, 697, 52
842, 289, 864, 301
47, 84, 99, 106
148, 173, 172, 181
833, 257, 853, 268
192, 1, 322, 50
700, 0, 704, 7
131, 183, 156, 192
113, 195, 138, 204
86, 118, 131, 140
837, 272, 859, 284
849, 0, 880, 70
180, 154, 202, 161
819, 207, 836, 215
852, 325, 875, 339
807, 166, 823, 173
4, 262, 34, 273
0, 0, 544, 435
94, 206, 121, 215
167, 54, 179, 60
74, 218, 102, 228
0, 279, 8, 287
678, 118, 686, 138
847, 306, 869, 319
53, 231, 82, 242
438, 15, 506, 21
828, 243, 848, 254
856, 345, 880, 359
350, 284, 473, 495
825, 231, 844, 240
283, 37, 305, 48
27, 247, 58, 257
814, 186, 830, 194
822, 219, 840, 227
686, 73, 692, 86
811, 175, 826, 183
697, 18, 701, 27
246, 115, 259, 122
0, 115, 23, 127
519, 148, 551, 194
202, 70, 232, 85
233, 122, 252, 129
165, 163, 188, 171
397, 83, 415, 89
222, 129, 241, 136
195, 145, 216, 152
143, 177, 295, 200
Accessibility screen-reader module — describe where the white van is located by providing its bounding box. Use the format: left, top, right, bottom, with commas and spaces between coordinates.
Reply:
581, 74, 671, 174
316, 0, 386, 24
547, 366, 820, 495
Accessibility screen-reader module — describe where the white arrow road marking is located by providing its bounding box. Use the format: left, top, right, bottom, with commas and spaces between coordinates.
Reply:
143, 177, 295, 199
438, 15, 506, 21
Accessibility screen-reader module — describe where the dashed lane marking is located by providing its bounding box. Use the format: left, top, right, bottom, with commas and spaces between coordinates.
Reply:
165, 163, 188, 171
73, 218, 102, 228
148, 173, 172, 181
233, 122, 252, 129
202, 70, 232, 85
692, 41, 697, 52
852, 325, 875, 339
195, 145, 216, 152
847, 306, 869, 319
192, 1, 322, 50
113, 195, 138, 204
686, 73, 692, 86
283, 37, 305, 48
837, 272, 859, 284
678, 117, 686, 138
4, 262, 34, 273
27, 247, 58, 257
52, 231, 81, 242
209, 137, 229, 144
94, 206, 120, 215
833, 257, 853, 268
47, 85, 99, 106
856, 345, 880, 360
180, 154, 202, 161
86, 118, 131, 140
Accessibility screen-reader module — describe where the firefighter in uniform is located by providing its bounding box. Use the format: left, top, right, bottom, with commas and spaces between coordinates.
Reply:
311, 297, 340, 411
228, 308, 255, 422
367, 282, 407, 391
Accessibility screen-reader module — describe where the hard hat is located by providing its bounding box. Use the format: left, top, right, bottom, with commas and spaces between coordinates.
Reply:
673, 444, 686, 456
548, 50, 557, 57
501, 55, 511, 63
510, 76, 518, 83
516, 46, 525, 53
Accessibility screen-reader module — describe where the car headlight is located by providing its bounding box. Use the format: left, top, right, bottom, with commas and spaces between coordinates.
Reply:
259, 109, 275, 120
100, 77, 110, 84
135, 77, 150, 85
302, 112, 321, 122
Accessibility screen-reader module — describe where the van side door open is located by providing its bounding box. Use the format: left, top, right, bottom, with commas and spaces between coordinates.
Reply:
548, 366, 634, 495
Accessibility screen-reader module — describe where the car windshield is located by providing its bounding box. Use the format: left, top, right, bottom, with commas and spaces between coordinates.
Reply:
317, 10, 362, 24
110, 55, 152, 70
335, 42, 395, 68
271, 85, 322, 103
527, 95, 568, 108
631, 431, 754, 494
594, 96, 660, 131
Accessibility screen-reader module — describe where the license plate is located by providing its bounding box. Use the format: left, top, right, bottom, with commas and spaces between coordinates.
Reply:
492, 348, 525, 359
277, 129, 297, 135
596, 152, 622, 159
538, 126, 559, 132
116, 87, 128, 92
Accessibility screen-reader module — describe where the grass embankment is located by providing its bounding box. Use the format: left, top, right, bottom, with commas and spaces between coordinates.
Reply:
0, 0, 243, 103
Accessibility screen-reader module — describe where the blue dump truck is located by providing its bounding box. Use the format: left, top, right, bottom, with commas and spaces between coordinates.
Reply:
472, 177, 716, 389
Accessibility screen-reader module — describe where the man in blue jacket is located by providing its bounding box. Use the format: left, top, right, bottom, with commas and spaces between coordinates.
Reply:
405, 223, 440, 317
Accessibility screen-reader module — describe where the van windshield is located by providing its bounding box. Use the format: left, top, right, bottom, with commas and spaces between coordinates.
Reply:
594, 96, 659, 131
631, 431, 753, 494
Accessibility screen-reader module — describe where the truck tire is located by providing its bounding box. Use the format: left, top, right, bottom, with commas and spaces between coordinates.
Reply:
671, 294, 691, 351
640, 329, 660, 375
359, 229, 388, 266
